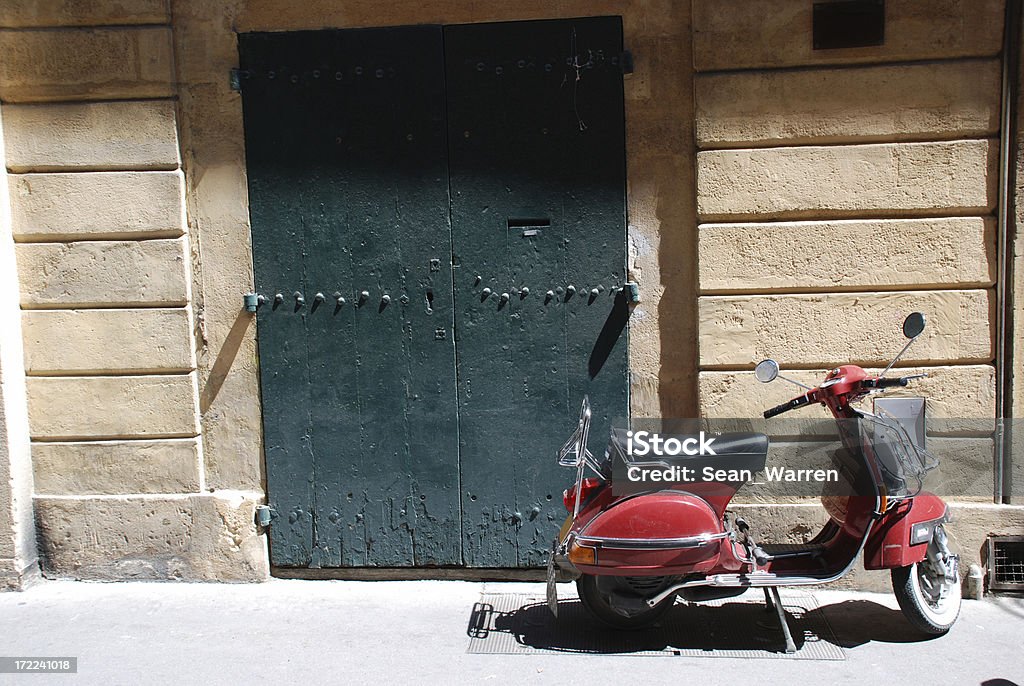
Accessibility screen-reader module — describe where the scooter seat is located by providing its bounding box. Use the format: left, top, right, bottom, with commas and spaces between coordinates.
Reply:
608, 428, 768, 474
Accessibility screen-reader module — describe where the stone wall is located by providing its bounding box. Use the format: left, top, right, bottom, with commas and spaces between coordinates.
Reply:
693, 0, 1023, 584
694, 0, 1002, 435
0, 0, 1020, 584
0, 2, 265, 581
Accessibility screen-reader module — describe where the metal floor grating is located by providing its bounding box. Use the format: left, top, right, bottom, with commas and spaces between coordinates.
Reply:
467, 591, 846, 660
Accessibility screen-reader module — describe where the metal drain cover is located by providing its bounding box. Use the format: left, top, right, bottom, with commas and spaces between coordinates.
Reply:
467, 591, 845, 660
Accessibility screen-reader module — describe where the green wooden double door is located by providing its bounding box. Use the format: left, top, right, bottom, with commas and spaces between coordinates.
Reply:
239, 17, 628, 569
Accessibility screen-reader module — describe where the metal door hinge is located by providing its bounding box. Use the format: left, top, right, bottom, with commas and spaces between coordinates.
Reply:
230, 68, 244, 92
255, 505, 277, 527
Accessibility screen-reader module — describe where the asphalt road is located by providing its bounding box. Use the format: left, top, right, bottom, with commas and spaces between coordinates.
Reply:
0, 579, 1021, 685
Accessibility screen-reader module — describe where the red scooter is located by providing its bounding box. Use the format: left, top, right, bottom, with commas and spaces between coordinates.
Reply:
547, 313, 961, 649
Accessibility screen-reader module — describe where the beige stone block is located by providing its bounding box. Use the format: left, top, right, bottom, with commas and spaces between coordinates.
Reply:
699, 217, 996, 293
10, 171, 184, 240
17, 238, 189, 307
727, 437, 993, 503
0, 0, 168, 27
3, 101, 180, 171
696, 60, 1001, 148
32, 439, 201, 495
699, 365, 996, 421
929, 438, 996, 500
23, 309, 194, 374
729, 438, 991, 501
693, 0, 1004, 71
699, 290, 992, 367
697, 140, 997, 221
34, 492, 268, 581
27, 373, 199, 439
0, 27, 173, 102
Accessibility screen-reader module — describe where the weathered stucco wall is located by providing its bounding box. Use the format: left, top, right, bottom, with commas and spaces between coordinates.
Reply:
0, 2, 265, 581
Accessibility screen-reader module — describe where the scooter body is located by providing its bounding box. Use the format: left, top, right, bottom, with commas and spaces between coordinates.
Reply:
549, 313, 962, 640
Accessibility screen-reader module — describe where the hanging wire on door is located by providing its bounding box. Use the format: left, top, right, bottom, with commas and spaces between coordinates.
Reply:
562, 27, 591, 132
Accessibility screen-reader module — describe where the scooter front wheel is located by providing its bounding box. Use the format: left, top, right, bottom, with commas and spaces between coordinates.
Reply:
576, 574, 676, 630
891, 525, 962, 635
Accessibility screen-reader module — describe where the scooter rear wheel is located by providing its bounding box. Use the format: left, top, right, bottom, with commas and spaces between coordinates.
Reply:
576, 574, 676, 629
891, 526, 961, 635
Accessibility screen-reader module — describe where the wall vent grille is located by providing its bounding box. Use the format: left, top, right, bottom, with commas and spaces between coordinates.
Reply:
988, 536, 1024, 591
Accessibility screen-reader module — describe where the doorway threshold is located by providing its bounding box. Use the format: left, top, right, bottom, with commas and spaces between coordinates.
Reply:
272, 567, 547, 582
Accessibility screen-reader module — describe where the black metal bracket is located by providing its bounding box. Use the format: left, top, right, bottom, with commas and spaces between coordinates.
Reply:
255, 505, 277, 528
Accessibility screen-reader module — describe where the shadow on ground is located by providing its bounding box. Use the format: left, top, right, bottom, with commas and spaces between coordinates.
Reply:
467, 595, 938, 656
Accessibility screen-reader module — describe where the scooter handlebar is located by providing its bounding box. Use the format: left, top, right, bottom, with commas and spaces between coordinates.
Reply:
863, 376, 915, 389
763, 393, 813, 419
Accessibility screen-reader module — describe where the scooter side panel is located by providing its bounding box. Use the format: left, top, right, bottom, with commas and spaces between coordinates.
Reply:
570, 490, 724, 576
581, 490, 723, 540
863, 493, 947, 569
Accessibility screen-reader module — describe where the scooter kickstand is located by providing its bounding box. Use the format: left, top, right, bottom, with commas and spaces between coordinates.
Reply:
769, 587, 797, 654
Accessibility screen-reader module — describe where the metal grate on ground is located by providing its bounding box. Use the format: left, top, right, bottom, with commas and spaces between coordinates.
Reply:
466, 591, 845, 660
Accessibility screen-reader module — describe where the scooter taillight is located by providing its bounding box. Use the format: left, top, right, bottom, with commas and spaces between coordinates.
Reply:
563, 477, 603, 512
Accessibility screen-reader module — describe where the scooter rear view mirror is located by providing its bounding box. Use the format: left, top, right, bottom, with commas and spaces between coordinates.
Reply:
755, 359, 812, 390
754, 359, 779, 383
881, 312, 927, 378
902, 312, 926, 339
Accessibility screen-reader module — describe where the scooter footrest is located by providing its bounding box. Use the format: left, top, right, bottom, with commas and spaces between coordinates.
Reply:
759, 543, 827, 559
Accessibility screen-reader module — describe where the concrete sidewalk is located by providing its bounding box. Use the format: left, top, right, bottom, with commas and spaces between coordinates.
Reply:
0, 579, 1021, 686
